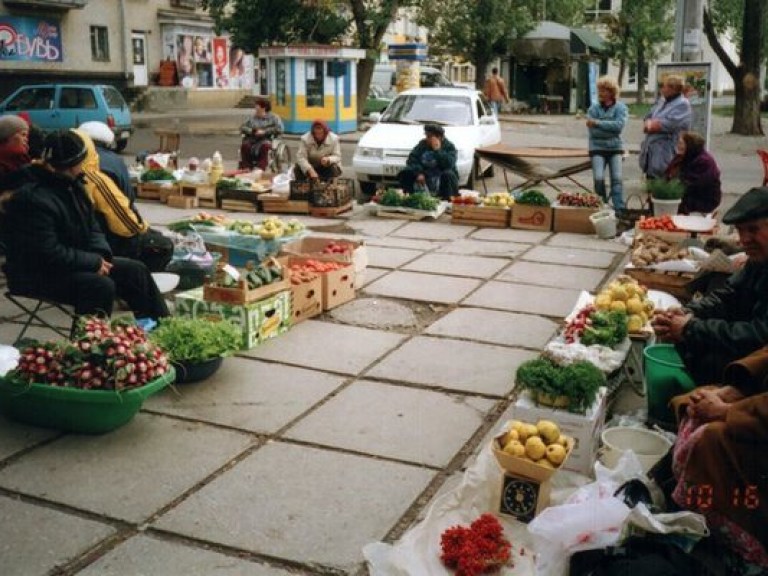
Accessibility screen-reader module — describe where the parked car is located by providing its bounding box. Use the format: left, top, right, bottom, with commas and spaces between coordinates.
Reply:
363, 86, 392, 116
353, 87, 501, 196
371, 64, 454, 98
0, 84, 133, 151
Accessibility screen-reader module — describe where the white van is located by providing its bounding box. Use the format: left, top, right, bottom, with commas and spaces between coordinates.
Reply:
371, 64, 453, 97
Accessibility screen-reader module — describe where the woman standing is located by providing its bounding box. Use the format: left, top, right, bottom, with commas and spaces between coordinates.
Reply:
586, 76, 628, 211
295, 120, 342, 181
665, 131, 722, 215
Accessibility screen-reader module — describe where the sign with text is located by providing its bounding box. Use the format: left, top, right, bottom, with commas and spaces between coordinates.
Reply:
0, 16, 63, 62
655, 62, 712, 148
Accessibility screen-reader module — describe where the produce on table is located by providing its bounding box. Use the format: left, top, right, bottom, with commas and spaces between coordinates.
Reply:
482, 192, 515, 207
515, 189, 550, 206
149, 317, 241, 363
227, 216, 305, 239
211, 258, 284, 290
498, 419, 572, 468
322, 241, 354, 256
451, 195, 480, 205
440, 514, 512, 576
373, 188, 440, 211
631, 234, 689, 267
578, 309, 628, 348
594, 275, 655, 333
216, 177, 250, 191
515, 357, 605, 412
140, 168, 176, 182
637, 214, 681, 231
374, 188, 405, 206
556, 191, 602, 208
10, 317, 169, 390
192, 212, 228, 225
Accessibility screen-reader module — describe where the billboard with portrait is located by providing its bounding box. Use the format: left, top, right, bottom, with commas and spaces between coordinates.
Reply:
0, 16, 62, 62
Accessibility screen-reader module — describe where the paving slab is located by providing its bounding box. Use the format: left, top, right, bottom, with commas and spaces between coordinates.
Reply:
425, 308, 559, 350
391, 221, 471, 241
469, 228, 551, 243
464, 281, 581, 318
348, 219, 406, 237
328, 297, 419, 330
522, 245, 617, 269
145, 357, 344, 434
364, 271, 482, 304
361, 267, 390, 287
547, 233, 630, 254
284, 380, 494, 466
403, 253, 509, 279
363, 236, 444, 251
0, 414, 253, 523
242, 320, 406, 375
497, 261, 608, 291
0, 322, 62, 346
1, 495, 114, 576
435, 238, 531, 258
366, 336, 537, 396
0, 415, 60, 461
366, 245, 423, 269
78, 534, 295, 576
153, 442, 435, 573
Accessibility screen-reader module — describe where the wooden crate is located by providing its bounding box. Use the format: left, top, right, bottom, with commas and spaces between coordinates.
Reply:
451, 205, 510, 228
553, 206, 600, 234
309, 201, 353, 218
167, 195, 199, 209
180, 183, 217, 208
260, 194, 310, 214
624, 268, 693, 302
138, 182, 177, 201
203, 276, 291, 305
221, 199, 259, 213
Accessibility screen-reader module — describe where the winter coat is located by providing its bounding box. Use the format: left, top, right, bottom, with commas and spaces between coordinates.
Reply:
96, 143, 135, 203
639, 94, 693, 178
405, 138, 458, 178
586, 100, 628, 154
1, 164, 111, 294
665, 148, 722, 215
296, 130, 341, 174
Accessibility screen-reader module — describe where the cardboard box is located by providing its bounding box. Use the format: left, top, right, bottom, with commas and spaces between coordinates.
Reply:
511, 204, 553, 231
280, 237, 368, 289
553, 205, 600, 234
167, 195, 199, 209
175, 287, 291, 349
322, 262, 355, 310
451, 205, 510, 228
290, 275, 322, 323
508, 387, 608, 476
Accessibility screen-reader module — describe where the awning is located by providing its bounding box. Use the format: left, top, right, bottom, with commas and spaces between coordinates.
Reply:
510, 20, 606, 63
570, 27, 606, 56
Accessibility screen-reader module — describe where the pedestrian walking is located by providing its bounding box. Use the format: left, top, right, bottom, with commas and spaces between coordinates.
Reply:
483, 67, 509, 116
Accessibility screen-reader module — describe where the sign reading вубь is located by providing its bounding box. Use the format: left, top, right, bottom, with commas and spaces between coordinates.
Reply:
0, 16, 63, 62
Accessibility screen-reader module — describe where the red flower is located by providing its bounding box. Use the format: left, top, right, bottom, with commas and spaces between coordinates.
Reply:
439, 514, 512, 576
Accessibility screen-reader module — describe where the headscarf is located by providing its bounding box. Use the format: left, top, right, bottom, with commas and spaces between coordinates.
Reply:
0, 115, 31, 175
311, 119, 330, 144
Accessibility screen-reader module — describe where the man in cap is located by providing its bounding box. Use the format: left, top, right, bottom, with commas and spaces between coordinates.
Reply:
78, 121, 135, 202
652, 187, 768, 384
398, 124, 459, 200
0, 130, 169, 320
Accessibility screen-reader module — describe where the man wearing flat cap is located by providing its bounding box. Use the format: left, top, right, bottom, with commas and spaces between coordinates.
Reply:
0, 130, 169, 321
652, 187, 768, 385
398, 124, 459, 200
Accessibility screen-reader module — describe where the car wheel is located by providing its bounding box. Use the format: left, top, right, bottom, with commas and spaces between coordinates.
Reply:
114, 138, 129, 153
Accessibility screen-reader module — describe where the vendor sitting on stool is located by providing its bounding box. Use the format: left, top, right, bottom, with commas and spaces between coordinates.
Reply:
398, 124, 459, 200
294, 119, 342, 181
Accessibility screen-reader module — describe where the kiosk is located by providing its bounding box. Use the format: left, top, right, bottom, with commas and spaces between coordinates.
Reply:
258, 45, 366, 134
388, 43, 428, 93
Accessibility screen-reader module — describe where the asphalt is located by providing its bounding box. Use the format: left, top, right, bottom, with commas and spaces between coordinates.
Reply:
0, 107, 764, 575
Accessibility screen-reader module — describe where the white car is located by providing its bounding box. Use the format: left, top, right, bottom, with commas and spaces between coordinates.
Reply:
353, 87, 501, 196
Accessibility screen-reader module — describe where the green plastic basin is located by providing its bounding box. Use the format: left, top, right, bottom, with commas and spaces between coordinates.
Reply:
0, 367, 175, 434
643, 344, 696, 427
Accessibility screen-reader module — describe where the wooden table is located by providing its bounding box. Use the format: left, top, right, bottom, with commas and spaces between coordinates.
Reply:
475, 144, 593, 194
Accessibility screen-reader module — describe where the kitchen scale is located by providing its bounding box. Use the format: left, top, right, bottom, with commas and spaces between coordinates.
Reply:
498, 472, 551, 523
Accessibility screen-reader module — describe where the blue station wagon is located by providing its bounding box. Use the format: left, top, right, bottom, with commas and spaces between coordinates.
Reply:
0, 84, 133, 151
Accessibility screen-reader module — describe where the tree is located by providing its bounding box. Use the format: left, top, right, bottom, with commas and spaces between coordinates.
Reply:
601, 0, 674, 103
704, 0, 765, 135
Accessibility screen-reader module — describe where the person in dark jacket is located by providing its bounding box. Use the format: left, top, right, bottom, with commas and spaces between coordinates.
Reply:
651, 187, 768, 385
78, 121, 135, 203
665, 131, 722, 215
398, 124, 459, 200
0, 130, 169, 320
0, 115, 30, 184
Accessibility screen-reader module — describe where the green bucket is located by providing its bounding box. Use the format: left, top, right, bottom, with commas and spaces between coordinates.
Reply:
643, 344, 696, 428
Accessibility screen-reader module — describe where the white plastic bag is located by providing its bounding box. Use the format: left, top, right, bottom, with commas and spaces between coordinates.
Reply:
272, 172, 292, 196
0, 345, 20, 375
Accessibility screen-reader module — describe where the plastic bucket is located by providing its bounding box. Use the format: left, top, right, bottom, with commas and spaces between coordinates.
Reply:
589, 210, 617, 239
600, 426, 673, 473
643, 344, 696, 427
652, 198, 681, 217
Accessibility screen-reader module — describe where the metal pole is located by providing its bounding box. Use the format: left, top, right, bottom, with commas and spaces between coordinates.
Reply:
675, 0, 704, 62
674, 0, 686, 61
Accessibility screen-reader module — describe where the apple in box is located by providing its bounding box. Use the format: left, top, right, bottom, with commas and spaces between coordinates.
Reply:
322, 241, 354, 256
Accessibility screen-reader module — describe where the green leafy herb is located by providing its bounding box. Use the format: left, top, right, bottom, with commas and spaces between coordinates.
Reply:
515, 357, 605, 413
380, 188, 405, 206
149, 317, 242, 363
516, 189, 551, 206
580, 310, 628, 348
141, 168, 176, 182
647, 178, 684, 200
403, 192, 439, 211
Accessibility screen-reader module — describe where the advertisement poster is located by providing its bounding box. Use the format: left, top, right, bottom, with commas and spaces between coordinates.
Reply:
0, 16, 63, 62
588, 61, 599, 107
176, 34, 195, 87
656, 62, 712, 147
241, 53, 255, 90
213, 37, 229, 87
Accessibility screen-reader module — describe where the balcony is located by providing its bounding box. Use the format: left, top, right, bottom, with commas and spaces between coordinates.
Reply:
3, 0, 88, 9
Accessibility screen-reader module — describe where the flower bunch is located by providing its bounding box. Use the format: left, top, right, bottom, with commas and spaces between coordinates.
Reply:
440, 513, 512, 576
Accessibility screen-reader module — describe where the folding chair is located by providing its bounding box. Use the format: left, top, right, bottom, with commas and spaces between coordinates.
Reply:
5, 292, 77, 344
757, 149, 768, 186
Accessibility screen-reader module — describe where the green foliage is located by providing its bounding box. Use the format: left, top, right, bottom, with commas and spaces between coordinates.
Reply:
516, 189, 550, 206
647, 178, 684, 200
141, 168, 176, 182
379, 188, 404, 206
515, 357, 605, 413
149, 317, 242, 363
580, 310, 628, 348
402, 192, 439, 211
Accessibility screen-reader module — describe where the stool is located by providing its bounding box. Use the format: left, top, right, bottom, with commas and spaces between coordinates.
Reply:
5, 292, 76, 344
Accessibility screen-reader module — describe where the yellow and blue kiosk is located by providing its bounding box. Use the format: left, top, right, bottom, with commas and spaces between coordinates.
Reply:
258, 45, 366, 134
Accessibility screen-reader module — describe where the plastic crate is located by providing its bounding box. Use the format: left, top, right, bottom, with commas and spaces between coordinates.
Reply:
311, 179, 352, 207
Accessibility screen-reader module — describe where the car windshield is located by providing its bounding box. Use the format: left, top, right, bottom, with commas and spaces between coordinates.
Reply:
381, 94, 473, 127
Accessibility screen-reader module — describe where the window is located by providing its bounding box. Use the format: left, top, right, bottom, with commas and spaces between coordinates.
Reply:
276, 59, 286, 106
102, 86, 127, 110
60, 88, 97, 109
6, 87, 55, 111
585, 0, 613, 22
305, 59, 324, 108
90, 26, 110, 62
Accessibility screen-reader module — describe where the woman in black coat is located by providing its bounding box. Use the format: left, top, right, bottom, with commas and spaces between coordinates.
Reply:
665, 131, 722, 215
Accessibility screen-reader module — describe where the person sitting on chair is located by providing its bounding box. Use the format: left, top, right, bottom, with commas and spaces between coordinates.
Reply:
78, 121, 135, 203
239, 99, 283, 171
398, 124, 458, 200
295, 119, 342, 181
0, 115, 30, 184
0, 130, 169, 320
664, 131, 722, 216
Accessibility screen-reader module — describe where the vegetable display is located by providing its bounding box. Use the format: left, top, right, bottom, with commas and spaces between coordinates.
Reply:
578, 309, 628, 348
516, 357, 604, 412
515, 189, 550, 206
10, 317, 169, 391
211, 259, 284, 290
149, 317, 241, 363
141, 168, 176, 183
373, 188, 440, 211
497, 419, 572, 469
216, 177, 249, 191
647, 178, 684, 200
593, 275, 655, 333
556, 191, 601, 208
482, 192, 515, 207
637, 214, 681, 231
631, 235, 689, 267
440, 514, 512, 576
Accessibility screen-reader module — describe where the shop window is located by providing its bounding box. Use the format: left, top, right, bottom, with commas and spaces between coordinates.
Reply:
90, 26, 110, 62
276, 59, 287, 106
585, 0, 613, 22
305, 59, 324, 108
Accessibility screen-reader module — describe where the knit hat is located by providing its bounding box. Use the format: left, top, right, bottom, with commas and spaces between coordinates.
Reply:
42, 130, 88, 170
424, 124, 445, 137
0, 115, 28, 142
78, 121, 115, 146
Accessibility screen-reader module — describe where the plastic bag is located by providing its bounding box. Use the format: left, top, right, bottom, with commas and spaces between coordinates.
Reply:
0, 345, 20, 376
272, 172, 292, 196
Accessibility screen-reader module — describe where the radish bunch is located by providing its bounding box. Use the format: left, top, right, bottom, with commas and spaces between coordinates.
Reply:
13, 317, 169, 391
563, 305, 595, 344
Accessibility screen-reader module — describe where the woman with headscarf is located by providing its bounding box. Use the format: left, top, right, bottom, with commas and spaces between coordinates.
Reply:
665, 131, 722, 215
295, 119, 342, 181
0, 115, 30, 184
